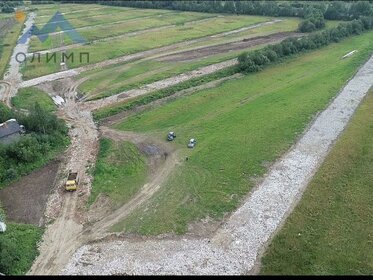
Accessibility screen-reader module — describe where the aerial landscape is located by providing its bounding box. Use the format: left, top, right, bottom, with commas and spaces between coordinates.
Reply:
0, 0, 372, 275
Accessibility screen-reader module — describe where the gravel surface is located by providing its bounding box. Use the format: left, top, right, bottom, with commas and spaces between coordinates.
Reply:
63, 54, 373, 275
3, 12, 35, 98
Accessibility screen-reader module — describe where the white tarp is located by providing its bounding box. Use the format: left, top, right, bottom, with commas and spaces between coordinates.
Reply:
0, 222, 6, 233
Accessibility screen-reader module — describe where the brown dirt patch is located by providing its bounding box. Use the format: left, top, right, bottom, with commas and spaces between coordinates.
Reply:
0, 160, 60, 226
157, 32, 302, 63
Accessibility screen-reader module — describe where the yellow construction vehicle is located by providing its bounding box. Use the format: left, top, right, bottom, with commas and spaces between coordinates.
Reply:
65, 171, 78, 191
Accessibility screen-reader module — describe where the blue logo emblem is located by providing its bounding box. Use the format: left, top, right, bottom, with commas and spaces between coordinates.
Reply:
18, 11, 86, 44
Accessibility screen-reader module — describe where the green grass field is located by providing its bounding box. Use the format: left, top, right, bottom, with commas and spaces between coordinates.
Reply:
30, 3, 104, 17
0, 19, 23, 78
77, 18, 300, 100
89, 138, 147, 208
260, 91, 373, 275
108, 31, 373, 235
0, 223, 43, 275
29, 11, 215, 52
11, 87, 56, 112
21, 52, 62, 81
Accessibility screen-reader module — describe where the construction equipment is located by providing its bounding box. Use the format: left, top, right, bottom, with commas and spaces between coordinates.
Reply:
65, 171, 78, 191
167, 131, 176, 141
187, 138, 197, 148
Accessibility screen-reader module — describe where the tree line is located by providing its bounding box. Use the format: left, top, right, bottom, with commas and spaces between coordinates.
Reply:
237, 16, 373, 73
0, 103, 69, 186
48, 1, 373, 33
56, 1, 372, 20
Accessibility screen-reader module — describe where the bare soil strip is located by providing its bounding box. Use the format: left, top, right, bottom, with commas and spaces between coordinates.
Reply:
62, 54, 373, 275
0, 160, 60, 226
156, 31, 301, 62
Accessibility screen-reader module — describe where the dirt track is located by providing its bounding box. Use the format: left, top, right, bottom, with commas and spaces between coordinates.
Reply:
28, 121, 180, 275
28, 86, 99, 275
90, 127, 180, 237
157, 32, 301, 62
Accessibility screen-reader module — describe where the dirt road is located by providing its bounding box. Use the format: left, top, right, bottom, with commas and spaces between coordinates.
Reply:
3, 12, 35, 99
157, 32, 302, 62
28, 86, 99, 275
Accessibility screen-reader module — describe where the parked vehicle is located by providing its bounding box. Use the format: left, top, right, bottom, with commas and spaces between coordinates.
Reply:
188, 138, 197, 148
167, 131, 176, 141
